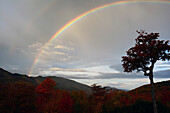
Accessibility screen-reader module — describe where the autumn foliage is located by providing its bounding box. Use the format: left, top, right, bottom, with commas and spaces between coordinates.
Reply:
35, 78, 56, 104
122, 30, 170, 113
0, 78, 169, 113
122, 31, 170, 74
35, 78, 73, 113
0, 82, 37, 113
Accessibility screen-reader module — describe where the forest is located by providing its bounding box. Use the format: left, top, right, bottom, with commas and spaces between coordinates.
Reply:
0, 78, 169, 113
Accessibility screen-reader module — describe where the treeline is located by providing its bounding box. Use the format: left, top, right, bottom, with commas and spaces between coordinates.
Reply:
0, 78, 169, 113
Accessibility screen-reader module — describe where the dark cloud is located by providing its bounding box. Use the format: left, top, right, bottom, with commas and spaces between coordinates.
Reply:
92, 69, 170, 79
109, 64, 124, 72
39, 73, 92, 79
64, 74, 92, 79
0, 0, 170, 89
0, 45, 32, 66
95, 72, 145, 79
154, 70, 170, 78
155, 62, 170, 69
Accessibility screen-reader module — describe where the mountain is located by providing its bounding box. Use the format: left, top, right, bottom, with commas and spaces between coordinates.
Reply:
129, 80, 170, 94
104, 86, 120, 92
0, 68, 91, 92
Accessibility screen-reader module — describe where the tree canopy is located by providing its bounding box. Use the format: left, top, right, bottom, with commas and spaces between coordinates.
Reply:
122, 30, 170, 76
121, 30, 170, 113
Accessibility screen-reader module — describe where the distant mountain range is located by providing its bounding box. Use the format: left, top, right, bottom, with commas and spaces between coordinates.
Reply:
0, 67, 169, 92
0, 68, 91, 92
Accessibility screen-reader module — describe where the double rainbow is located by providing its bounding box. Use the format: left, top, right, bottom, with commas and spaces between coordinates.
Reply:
28, 0, 170, 76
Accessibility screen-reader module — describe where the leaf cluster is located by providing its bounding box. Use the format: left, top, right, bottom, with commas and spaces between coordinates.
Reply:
122, 30, 170, 75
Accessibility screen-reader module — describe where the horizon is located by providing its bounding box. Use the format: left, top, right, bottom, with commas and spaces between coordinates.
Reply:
1, 67, 169, 91
0, 0, 170, 90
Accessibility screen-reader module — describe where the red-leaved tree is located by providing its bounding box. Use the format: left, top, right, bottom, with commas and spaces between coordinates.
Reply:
35, 78, 56, 111
91, 84, 109, 113
122, 30, 170, 113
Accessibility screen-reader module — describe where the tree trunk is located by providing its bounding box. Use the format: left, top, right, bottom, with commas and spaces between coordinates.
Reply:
149, 75, 158, 113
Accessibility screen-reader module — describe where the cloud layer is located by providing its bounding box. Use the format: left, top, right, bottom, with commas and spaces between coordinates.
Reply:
0, 0, 170, 89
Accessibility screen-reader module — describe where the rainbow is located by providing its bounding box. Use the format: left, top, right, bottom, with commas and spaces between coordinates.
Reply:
28, 0, 170, 76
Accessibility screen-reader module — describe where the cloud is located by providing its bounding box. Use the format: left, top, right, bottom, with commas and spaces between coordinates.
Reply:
104, 81, 148, 90
37, 67, 99, 77
36, 72, 92, 79
3, 65, 32, 75
63, 74, 92, 79
16, 48, 29, 55
54, 45, 74, 51
94, 69, 170, 79
105, 82, 127, 87
95, 72, 145, 79
28, 42, 52, 53
1, 0, 170, 90
50, 67, 87, 72
27, 42, 75, 63
109, 62, 170, 79
155, 61, 170, 69
34, 66, 170, 80
0, 45, 33, 68
109, 64, 124, 72
154, 69, 170, 78
28, 42, 44, 49
44, 51, 65, 55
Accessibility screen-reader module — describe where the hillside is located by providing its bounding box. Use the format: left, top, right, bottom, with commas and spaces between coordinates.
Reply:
0, 67, 169, 113
0, 68, 90, 92
129, 80, 170, 94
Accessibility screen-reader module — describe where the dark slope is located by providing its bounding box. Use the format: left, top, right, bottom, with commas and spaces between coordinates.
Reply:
0, 68, 90, 92
129, 80, 170, 93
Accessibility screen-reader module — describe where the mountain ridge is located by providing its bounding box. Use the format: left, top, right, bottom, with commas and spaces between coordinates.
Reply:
0, 67, 169, 92
0, 67, 91, 92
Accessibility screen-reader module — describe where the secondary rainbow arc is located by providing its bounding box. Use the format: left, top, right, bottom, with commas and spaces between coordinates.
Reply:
28, 0, 170, 76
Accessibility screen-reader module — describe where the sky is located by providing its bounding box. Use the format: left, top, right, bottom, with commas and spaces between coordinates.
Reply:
0, 0, 170, 90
